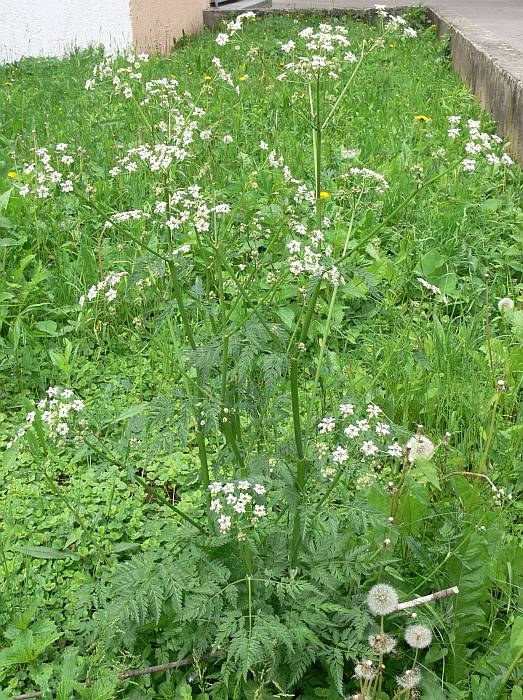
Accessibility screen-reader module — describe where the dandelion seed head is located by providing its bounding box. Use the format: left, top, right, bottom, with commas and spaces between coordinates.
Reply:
396, 667, 421, 689
406, 434, 435, 463
498, 297, 514, 313
367, 583, 398, 615
405, 623, 432, 649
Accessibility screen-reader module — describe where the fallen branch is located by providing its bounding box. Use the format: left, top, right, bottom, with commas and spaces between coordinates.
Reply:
395, 585, 459, 612
11, 651, 221, 700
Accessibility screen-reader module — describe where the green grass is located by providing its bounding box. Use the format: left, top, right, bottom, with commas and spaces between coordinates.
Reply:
0, 9, 522, 699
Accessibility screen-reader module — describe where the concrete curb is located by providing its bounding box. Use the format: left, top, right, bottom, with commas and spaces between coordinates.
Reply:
202, 2, 523, 165
427, 8, 523, 165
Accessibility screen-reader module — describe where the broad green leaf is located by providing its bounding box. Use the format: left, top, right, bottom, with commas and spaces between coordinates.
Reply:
0, 187, 12, 211
509, 616, 523, 650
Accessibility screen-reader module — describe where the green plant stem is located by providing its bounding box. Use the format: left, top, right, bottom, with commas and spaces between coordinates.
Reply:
498, 644, 523, 695
167, 260, 197, 351
306, 193, 362, 428
478, 390, 502, 473
289, 275, 322, 566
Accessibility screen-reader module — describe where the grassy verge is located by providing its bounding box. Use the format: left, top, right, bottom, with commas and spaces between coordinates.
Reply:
0, 9, 522, 699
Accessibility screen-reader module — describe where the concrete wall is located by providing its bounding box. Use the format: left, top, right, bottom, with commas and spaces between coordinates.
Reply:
131, 0, 209, 54
0, 0, 208, 64
0, 0, 133, 63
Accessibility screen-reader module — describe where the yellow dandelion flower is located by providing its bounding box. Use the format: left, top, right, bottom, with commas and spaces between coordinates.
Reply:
239, 75, 247, 81
415, 114, 430, 123
7, 171, 17, 178
319, 191, 330, 199
388, 43, 396, 48
204, 75, 211, 81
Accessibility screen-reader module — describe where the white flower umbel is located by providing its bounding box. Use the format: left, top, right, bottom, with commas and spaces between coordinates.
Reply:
208, 480, 268, 534
6, 388, 86, 450
79, 271, 128, 308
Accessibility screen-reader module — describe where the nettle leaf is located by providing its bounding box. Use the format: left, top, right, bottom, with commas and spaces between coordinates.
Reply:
0, 622, 62, 668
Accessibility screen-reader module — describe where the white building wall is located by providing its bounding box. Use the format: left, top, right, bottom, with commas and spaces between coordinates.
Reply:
0, 0, 133, 64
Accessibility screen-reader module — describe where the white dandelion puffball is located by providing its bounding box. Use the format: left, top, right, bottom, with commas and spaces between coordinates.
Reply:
223, 134, 233, 144
396, 667, 422, 689
405, 623, 433, 649
366, 583, 399, 616
498, 297, 514, 313
406, 434, 435, 463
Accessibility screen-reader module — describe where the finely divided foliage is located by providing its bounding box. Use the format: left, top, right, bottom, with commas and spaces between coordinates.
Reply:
0, 6, 522, 700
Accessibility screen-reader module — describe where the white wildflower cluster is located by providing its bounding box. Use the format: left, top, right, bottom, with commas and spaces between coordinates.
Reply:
84, 51, 149, 97
208, 479, 267, 534
215, 11, 256, 48
6, 387, 86, 450
343, 166, 389, 195
140, 77, 179, 107
316, 402, 406, 480
210, 57, 238, 93
259, 143, 318, 206
104, 210, 151, 228
17, 144, 79, 199
317, 404, 437, 479
353, 583, 433, 694
417, 276, 448, 304
110, 114, 202, 175
383, 13, 418, 38
286, 228, 344, 286
164, 184, 230, 238
78, 271, 128, 308
446, 116, 515, 172
277, 24, 356, 82
491, 483, 513, 506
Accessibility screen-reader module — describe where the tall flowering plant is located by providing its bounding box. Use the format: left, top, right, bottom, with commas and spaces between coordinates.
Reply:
6, 7, 517, 697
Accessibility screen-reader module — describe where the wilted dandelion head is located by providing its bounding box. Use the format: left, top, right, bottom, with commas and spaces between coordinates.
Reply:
405, 623, 432, 649
366, 583, 398, 616
368, 633, 397, 654
498, 297, 514, 313
396, 666, 421, 689
353, 659, 376, 681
